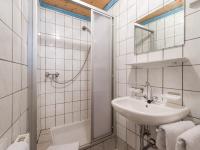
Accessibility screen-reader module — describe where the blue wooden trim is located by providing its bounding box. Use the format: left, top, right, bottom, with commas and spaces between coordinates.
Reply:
104, 0, 119, 11
39, 0, 90, 21
142, 6, 184, 25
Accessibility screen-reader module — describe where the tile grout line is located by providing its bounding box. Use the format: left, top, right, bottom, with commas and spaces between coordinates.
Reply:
54, 10, 56, 127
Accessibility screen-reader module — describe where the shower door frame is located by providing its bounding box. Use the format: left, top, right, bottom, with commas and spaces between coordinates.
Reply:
69, 0, 114, 143
29, 0, 39, 150
90, 9, 114, 142
30, 0, 114, 149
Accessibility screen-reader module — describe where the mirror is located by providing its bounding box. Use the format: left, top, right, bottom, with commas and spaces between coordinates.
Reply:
134, 2, 184, 55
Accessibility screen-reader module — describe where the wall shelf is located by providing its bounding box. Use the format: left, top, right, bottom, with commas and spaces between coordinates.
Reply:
126, 57, 188, 68
136, 0, 184, 24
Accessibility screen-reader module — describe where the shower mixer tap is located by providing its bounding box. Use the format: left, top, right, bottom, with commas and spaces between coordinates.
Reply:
45, 26, 91, 87
55, 72, 60, 78
45, 72, 60, 81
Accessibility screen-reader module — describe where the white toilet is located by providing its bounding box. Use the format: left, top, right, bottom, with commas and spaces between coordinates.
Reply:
47, 142, 79, 150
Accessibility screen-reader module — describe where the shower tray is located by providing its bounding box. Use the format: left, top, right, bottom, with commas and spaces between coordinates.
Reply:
50, 120, 91, 146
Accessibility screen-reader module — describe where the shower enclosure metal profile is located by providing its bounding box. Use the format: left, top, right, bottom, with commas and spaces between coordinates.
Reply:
43, 9, 113, 143
68, 0, 114, 142
31, 0, 114, 149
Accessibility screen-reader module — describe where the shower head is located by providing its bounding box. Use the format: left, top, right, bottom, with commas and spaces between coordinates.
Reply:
82, 26, 91, 33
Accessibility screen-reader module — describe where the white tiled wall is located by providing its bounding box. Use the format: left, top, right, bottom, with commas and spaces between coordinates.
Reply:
0, 0, 29, 145
38, 8, 91, 130
107, 0, 200, 149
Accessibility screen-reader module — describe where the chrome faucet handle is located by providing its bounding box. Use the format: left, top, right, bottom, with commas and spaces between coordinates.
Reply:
139, 87, 144, 93
45, 72, 50, 78
55, 72, 60, 78
144, 81, 150, 86
152, 96, 158, 100
153, 96, 159, 103
143, 94, 148, 100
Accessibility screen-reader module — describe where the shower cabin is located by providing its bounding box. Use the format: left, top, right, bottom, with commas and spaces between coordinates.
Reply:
35, 0, 113, 149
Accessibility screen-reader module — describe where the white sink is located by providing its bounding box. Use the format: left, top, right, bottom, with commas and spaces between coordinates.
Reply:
112, 97, 190, 126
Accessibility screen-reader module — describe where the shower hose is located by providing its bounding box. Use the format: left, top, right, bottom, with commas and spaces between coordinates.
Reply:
50, 46, 91, 88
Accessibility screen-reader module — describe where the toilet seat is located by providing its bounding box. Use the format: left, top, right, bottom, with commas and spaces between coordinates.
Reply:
47, 142, 79, 150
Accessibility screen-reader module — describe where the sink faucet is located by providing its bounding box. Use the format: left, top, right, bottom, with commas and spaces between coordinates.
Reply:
143, 81, 158, 104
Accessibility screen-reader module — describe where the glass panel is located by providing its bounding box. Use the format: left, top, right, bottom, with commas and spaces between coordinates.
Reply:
91, 10, 113, 139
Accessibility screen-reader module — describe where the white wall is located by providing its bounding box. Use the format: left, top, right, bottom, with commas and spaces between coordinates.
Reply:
37, 7, 91, 130
107, 0, 200, 149
0, 0, 29, 145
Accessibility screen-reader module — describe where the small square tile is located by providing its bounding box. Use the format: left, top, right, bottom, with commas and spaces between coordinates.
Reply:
73, 101, 80, 112
13, 63, 22, 92
56, 13, 64, 25
0, 21, 12, 61
186, 11, 200, 40
0, 95, 12, 136
183, 65, 200, 91
73, 111, 80, 122
164, 66, 182, 89
183, 91, 200, 118
46, 9, 55, 23
0, 0, 12, 27
56, 115, 64, 126
56, 104, 64, 115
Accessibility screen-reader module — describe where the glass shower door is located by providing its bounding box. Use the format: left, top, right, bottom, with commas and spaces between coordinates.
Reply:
91, 10, 113, 140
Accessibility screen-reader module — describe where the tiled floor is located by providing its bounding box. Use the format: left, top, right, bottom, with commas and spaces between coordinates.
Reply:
85, 138, 116, 150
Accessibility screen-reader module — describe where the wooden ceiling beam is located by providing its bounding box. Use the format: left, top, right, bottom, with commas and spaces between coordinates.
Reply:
42, 0, 110, 17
